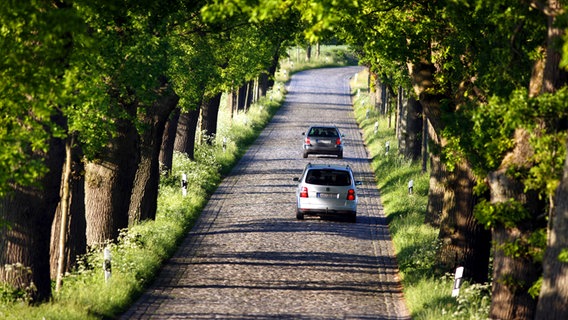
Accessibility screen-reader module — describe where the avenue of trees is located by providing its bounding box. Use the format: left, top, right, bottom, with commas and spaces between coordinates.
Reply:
0, 0, 301, 304
203, 0, 568, 319
2, 1, 568, 319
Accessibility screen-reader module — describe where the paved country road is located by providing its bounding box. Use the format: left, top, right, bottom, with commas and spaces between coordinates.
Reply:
122, 67, 410, 319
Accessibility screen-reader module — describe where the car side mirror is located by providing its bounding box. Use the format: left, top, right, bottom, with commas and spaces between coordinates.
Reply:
301, 132, 305, 136
355, 181, 362, 186
293, 177, 300, 181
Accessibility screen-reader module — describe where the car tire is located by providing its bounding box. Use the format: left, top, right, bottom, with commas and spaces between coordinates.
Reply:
296, 209, 304, 220
349, 213, 356, 223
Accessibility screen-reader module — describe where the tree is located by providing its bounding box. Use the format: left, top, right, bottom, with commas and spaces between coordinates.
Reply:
0, 1, 79, 302
129, 79, 179, 225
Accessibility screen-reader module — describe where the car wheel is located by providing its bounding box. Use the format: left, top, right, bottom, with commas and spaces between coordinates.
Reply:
349, 213, 356, 223
296, 210, 304, 220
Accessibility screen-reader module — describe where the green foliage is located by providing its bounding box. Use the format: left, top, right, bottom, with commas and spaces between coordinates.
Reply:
0, 1, 79, 195
558, 248, 568, 263
474, 199, 530, 229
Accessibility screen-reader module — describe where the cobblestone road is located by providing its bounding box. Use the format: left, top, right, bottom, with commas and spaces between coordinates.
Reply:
122, 67, 410, 319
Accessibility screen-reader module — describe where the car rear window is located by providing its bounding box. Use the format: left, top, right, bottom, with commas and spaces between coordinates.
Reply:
308, 127, 338, 137
305, 169, 351, 186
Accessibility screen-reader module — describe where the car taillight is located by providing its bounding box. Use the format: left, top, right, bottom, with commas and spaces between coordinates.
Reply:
336, 138, 341, 145
347, 189, 355, 201
305, 137, 311, 145
300, 187, 309, 198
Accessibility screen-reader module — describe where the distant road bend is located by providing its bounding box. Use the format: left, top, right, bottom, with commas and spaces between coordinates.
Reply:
122, 66, 410, 319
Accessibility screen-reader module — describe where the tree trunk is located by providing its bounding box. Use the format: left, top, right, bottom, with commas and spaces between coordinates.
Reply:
380, 82, 387, 114
129, 81, 179, 225
411, 60, 443, 227
50, 139, 86, 280
421, 114, 429, 173
159, 107, 180, 173
258, 73, 269, 98
84, 100, 139, 246
0, 115, 66, 303
174, 107, 200, 160
536, 138, 568, 319
488, 129, 542, 319
246, 80, 254, 109
199, 93, 222, 145
267, 45, 281, 89
403, 97, 422, 161
412, 57, 491, 283
437, 159, 491, 283
237, 84, 247, 112
425, 148, 444, 227
396, 86, 405, 149
306, 44, 312, 61
535, 1, 568, 318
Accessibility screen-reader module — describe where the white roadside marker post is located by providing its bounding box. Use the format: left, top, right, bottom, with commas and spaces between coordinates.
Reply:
408, 179, 414, 195
103, 247, 112, 283
181, 173, 188, 197
452, 266, 464, 297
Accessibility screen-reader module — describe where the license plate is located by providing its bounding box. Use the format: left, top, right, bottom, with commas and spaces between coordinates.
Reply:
316, 139, 331, 144
317, 193, 337, 199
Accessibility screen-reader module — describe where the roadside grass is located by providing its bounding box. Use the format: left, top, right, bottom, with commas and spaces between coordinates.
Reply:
0, 46, 356, 320
350, 69, 491, 320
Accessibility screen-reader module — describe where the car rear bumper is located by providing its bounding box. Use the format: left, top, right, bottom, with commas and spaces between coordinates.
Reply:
298, 208, 356, 216
303, 145, 343, 155
297, 200, 357, 215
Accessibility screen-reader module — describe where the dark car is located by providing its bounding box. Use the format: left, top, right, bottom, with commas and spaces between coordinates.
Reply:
302, 125, 344, 158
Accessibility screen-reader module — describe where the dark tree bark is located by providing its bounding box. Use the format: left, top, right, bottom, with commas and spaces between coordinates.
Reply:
535, 1, 568, 318
129, 80, 179, 225
421, 114, 429, 173
437, 160, 491, 283
200, 92, 222, 145
488, 130, 543, 320
402, 97, 422, 161
174, 107, 200, 160
425, 151, 444, 227
396, 86, 405, 149
227, 89, 237, 119
0, 114, 66, 303
246, 80, 254, 109
412, 60, 444, 227
413, 58, 491, 283
536, 138, 568, 319
84, 98, 139, 246
159, 107, 180, 173
237, 84, 247, 112
306, 44, 312, 61
379, 82, 388, 114
258, 73, 269, 98
50, 142, 86, 279
267, 44, 281, 89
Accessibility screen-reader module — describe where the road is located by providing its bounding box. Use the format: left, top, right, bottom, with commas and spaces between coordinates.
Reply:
122, 66, 410, 319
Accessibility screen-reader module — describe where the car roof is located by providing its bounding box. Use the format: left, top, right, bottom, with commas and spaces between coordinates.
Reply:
308, 125, 339, 129
304, 163, 352, 171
